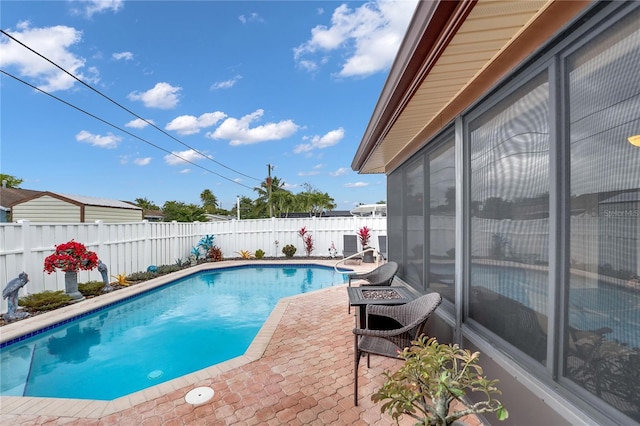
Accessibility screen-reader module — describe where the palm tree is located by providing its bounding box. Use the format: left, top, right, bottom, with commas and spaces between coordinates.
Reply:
254, 176, 286, 218
200, 189, 219, 214
134, 197, 160, 210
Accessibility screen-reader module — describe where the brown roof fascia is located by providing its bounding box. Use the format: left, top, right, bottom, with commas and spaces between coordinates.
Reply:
385, 0, 591, 173
351, 0, 476, 172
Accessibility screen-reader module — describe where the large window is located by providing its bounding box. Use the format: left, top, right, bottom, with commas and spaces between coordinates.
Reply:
387, 2, 638, 422
468, 73, 550, 364
564, 8, 640, 421
428, 138, 456, 303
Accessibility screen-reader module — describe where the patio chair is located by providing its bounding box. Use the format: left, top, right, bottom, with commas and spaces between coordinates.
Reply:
348, 261, 398, 288
378, 235, 387, 261
352, 292, 442, 405
347, 261, 398, 313
342, 235, 362, 264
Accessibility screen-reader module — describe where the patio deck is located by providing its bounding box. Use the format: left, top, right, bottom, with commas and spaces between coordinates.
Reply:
1, 260, 484, 425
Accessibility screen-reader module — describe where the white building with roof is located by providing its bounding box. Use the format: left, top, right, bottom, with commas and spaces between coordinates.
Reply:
10, 191, 142, 223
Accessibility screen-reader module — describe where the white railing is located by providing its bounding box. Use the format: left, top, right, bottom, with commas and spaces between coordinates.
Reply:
333, 247, 381, 273
0, 216, 387, 312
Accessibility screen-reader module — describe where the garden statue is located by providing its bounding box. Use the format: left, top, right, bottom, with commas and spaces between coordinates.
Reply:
98, 260, 113, 293
2, 272, 30, 322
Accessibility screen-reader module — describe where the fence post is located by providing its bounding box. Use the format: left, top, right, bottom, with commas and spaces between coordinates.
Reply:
171, 221, 179, 263
271, 217, 276, 257
17, 220, 31, 295
143, 220, 151, 268
94, 220, 106, 261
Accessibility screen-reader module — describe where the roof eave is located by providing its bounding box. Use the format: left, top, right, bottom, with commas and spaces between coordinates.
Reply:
351, 0, 473, 173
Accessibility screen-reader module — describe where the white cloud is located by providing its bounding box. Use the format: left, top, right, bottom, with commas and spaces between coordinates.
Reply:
238, 13, 264, 24
133, 157, 152, 166
298, 171, 321, 177
294, 0, 417, 77
207, 109, 299, 145
294, 127, 344, 153
345, 182, 369, 188
210, 75, 242, 90
330, 167, 350, 177
128, 82, 181, 109
0, 22, 96, 92
179, 168, 191, 174
75, 130, 121, 148
73, 0, 124, 18
165, 112, 227, 136
164, 149, 209, 166
112, 51, 133, 61
125, 118, 154, 129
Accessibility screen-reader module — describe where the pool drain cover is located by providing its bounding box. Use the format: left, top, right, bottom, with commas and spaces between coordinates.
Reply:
147, 370, 163, 379
185, 387, 215, 405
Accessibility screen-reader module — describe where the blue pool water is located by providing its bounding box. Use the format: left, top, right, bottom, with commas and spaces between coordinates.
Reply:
0, 264, 349, 400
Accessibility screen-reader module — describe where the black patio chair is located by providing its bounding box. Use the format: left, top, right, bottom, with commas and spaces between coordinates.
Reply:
352, 292, 442, 405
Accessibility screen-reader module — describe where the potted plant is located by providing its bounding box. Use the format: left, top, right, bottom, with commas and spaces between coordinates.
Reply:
357, 226, 374, 263
44, 240, 99, 301
372, 336, 508, 426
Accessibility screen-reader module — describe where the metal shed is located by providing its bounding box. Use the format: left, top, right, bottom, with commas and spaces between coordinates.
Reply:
9, 191, 142, 223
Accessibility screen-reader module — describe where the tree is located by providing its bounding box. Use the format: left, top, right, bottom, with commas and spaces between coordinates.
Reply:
162, 201, 206, 222
200, 189, 218, 214
296, 183, 336, 216
254, 176, 286, 218
0, 174, 23, 188
134, 197, 160, 210
231, 196, 260, 219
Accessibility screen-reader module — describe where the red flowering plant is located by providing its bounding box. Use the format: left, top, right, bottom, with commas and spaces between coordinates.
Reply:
357, 226, 372, 248
43, 240, 99, 274
298, 227, 315, 256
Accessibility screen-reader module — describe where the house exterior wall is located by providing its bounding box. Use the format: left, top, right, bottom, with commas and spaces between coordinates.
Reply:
386, 2, 639, 424
11, 195, 81, 223
84, 205, 142, 223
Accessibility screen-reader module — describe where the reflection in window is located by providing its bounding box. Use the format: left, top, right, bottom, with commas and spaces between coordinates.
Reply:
565, 9, 640, 421
428, 139, 456, 302
469, 72, 550, 364
405, 157, 424, 286
387, 171, 403, 266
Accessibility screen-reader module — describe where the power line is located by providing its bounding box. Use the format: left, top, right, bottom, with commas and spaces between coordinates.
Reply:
0, 69, 256, 191
0, 28, 261, 182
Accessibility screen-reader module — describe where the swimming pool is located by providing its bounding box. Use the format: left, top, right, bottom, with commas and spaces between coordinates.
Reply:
0, 264, 350, 400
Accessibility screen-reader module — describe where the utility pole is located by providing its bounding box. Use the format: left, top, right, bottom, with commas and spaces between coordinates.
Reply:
267, 164, 273, 218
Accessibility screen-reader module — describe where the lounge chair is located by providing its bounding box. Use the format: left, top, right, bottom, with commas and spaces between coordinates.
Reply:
342, 235, 362, 264
352, 292, 442, 405
378, 235, 387, 261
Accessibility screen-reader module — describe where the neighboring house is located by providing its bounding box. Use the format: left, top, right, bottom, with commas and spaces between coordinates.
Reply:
142, 209, 164, 222
8, 190, 142, 223
0, 187, 46, 222
353, 1, 639, 425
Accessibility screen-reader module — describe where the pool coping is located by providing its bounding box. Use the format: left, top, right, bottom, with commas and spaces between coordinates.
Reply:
0, 259, 369, 419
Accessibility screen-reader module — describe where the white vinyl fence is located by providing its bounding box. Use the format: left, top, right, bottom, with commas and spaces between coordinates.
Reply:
0, 217, 386, 312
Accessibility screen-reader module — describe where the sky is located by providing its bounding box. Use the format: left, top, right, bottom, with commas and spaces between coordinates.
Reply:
0, 0, 418, 212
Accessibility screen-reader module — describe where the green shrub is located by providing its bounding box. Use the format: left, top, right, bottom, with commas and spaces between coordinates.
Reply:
373, 336, 508, 425
79, 281, 106, 296
157, 264, 181, 274
19, 291, 73, 312
255, 249, 265, 259
126, 271, 158, 281
282, 244, 297, 258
